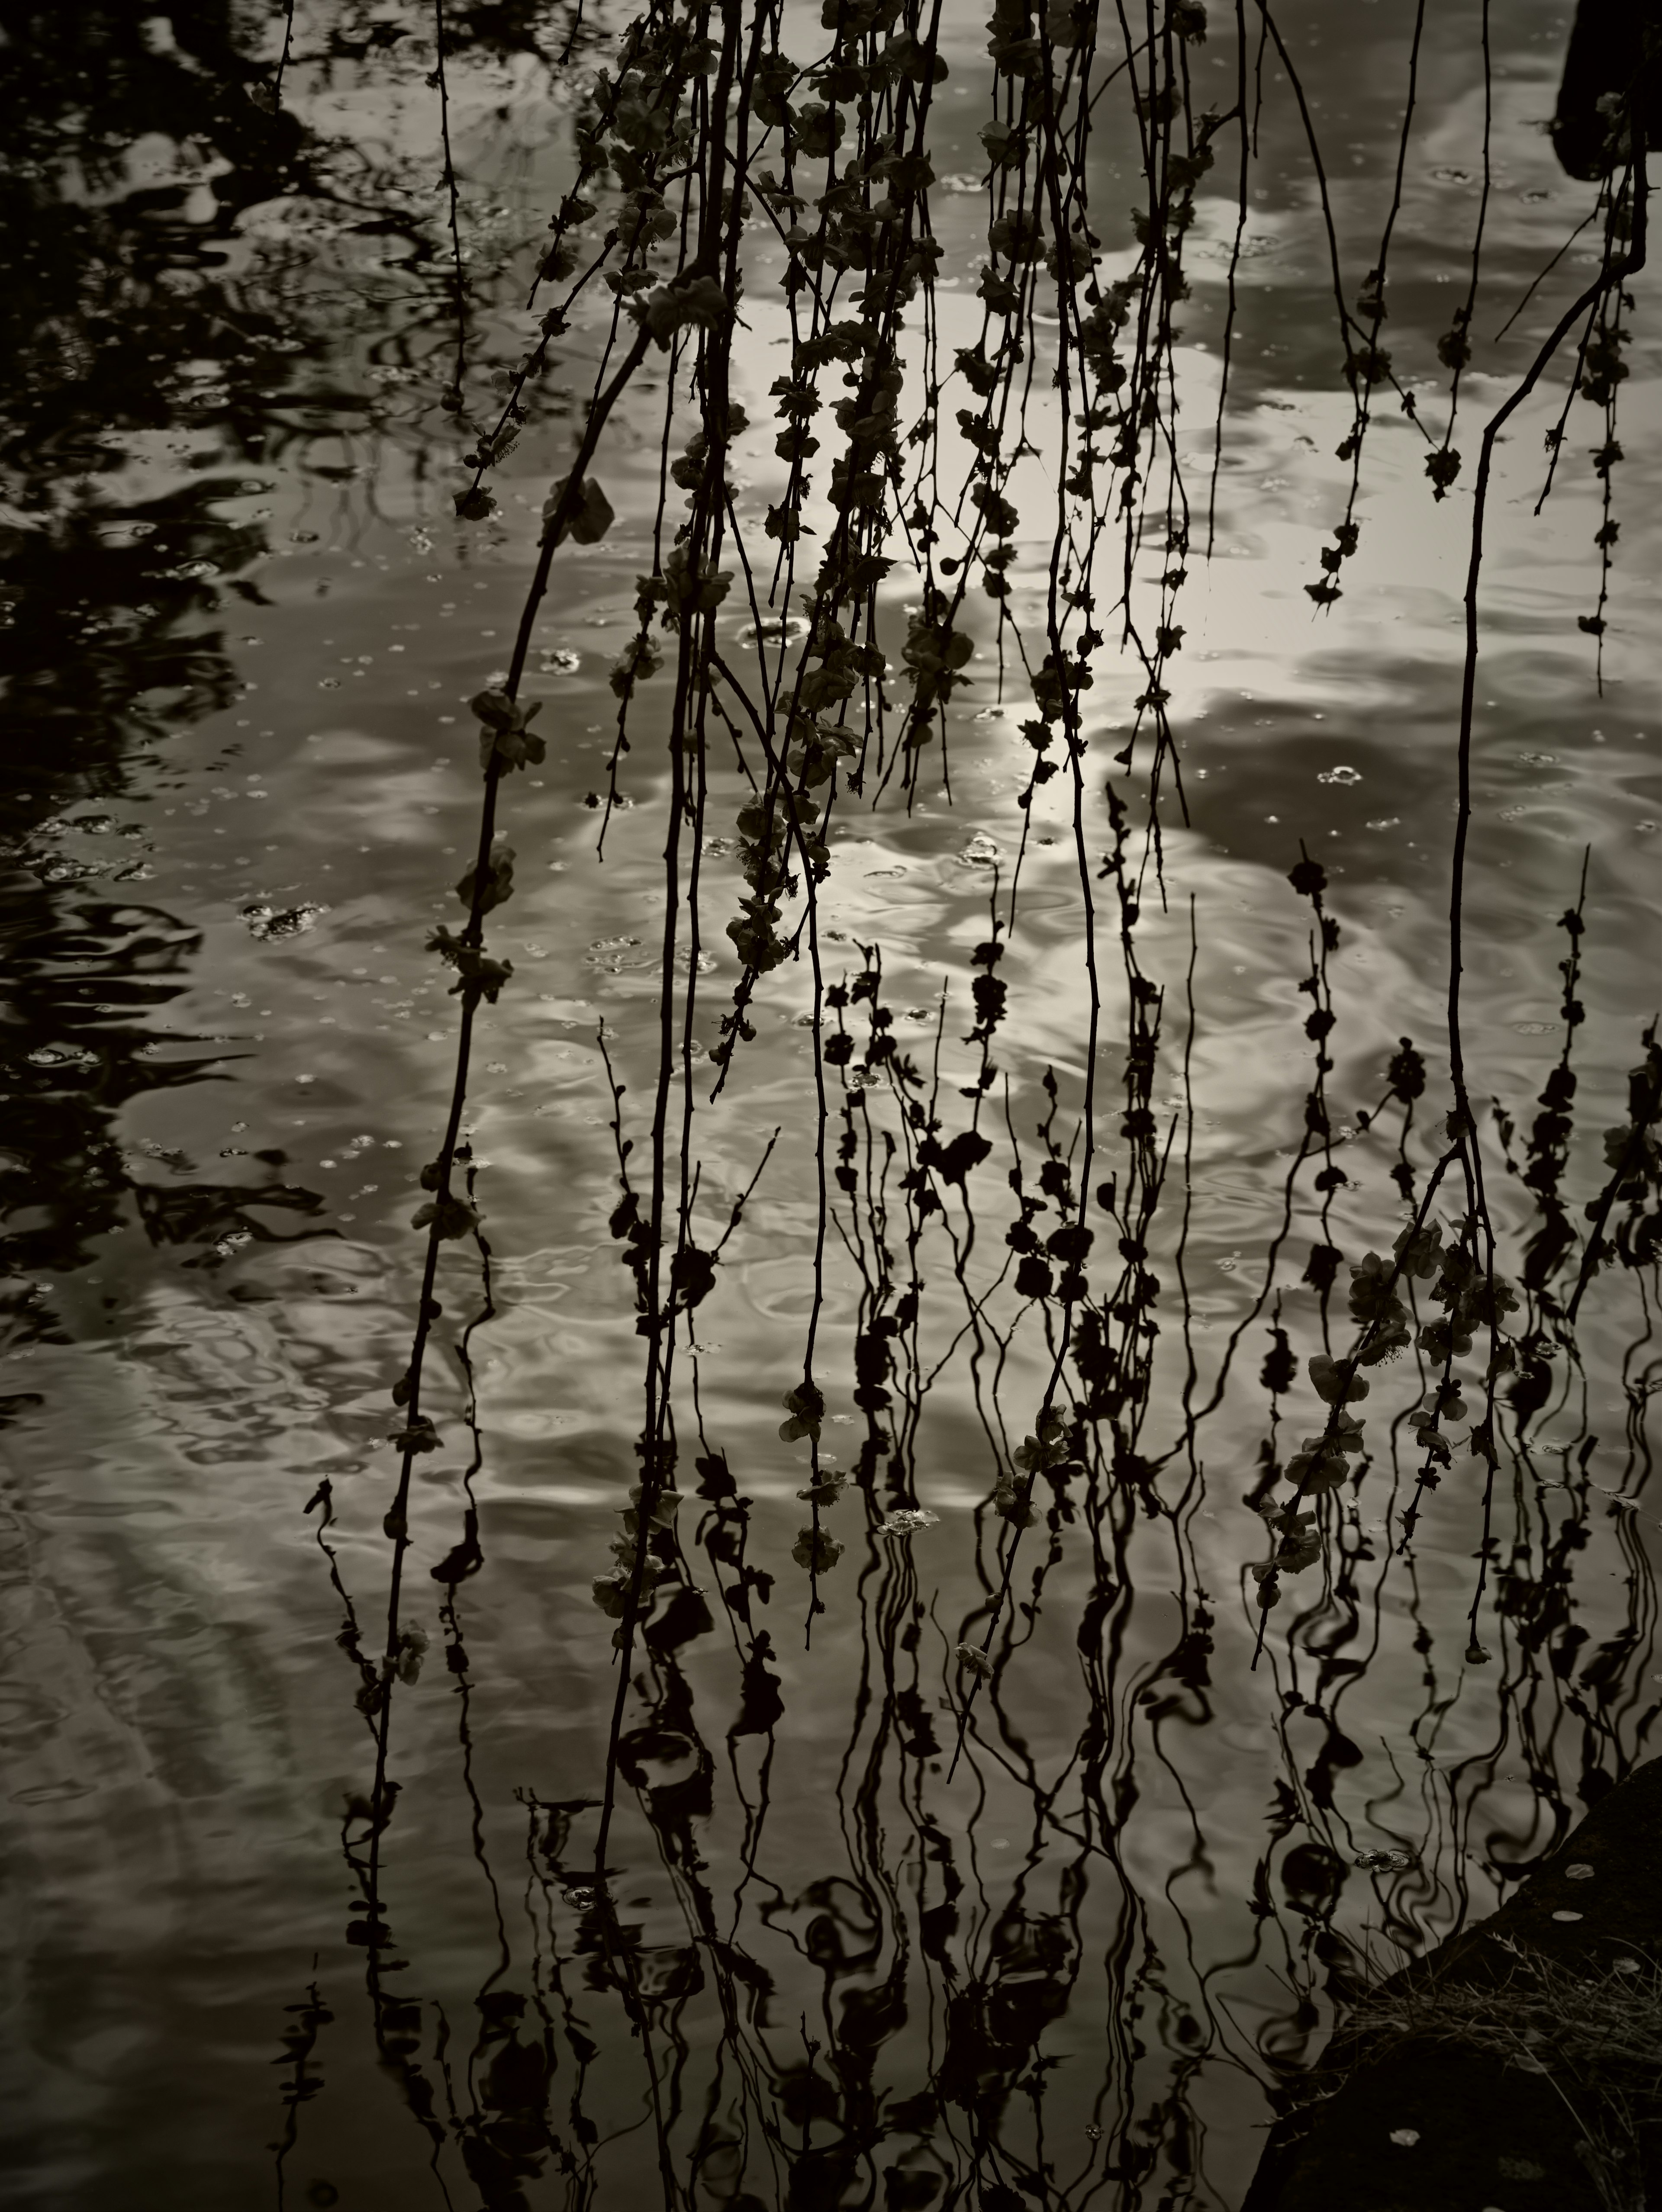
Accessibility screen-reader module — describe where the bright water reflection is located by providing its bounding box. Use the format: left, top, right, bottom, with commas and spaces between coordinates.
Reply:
1, 3, 1660, 2208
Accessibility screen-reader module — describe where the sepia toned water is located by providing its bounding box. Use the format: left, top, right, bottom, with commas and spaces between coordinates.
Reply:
2, 3, 1659, 2207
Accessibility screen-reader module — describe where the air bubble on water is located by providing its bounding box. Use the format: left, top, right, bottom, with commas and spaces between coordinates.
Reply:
1318, 764, 1362, 786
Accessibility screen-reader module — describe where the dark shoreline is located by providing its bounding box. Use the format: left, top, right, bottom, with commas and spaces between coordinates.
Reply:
1244, 1759, 1662, 2212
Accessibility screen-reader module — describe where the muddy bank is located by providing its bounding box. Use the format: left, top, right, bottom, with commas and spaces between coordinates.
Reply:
1244, 1759, 1662, 2212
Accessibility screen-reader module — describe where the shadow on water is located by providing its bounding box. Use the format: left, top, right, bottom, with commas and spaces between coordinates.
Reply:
0, 2, 1660, 2209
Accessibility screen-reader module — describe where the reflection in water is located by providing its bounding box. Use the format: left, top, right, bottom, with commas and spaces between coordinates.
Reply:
0, 3, 1660, 2209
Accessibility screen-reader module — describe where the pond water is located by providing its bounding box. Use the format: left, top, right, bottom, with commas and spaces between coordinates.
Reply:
3, 3, 1660, 2209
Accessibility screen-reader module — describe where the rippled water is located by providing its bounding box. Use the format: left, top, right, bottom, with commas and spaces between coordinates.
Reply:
3, 4, 1660, 2208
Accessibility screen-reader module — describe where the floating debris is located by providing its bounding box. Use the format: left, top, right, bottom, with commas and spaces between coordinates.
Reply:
878, 1509, 940, 1537
26, 1044, 99, 1070
33, 856, 106, 883
242, 902, 327, 941
739, 612, 810, 646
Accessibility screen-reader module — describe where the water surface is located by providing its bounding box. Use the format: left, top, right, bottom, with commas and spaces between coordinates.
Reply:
2, 3, 1660, 2207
